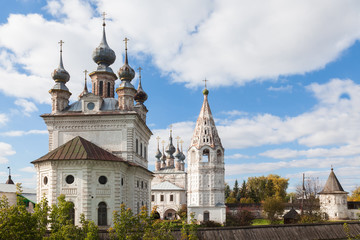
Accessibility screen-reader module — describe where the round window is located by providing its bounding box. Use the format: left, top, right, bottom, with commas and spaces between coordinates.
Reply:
99, 176, 107, 184
87, 102, 95, 110
66, 175, 74, 184
43, 176, 48, 185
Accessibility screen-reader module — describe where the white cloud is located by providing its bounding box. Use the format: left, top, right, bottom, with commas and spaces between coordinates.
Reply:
268, 85, 293, 92
19, 166, 36, 173
0, 1, 358, 104
225, 153, 250, 160
0, 130, 47, 137
0, 113, 8, 126
14, 99, 38, 116
0, 142, 16, 164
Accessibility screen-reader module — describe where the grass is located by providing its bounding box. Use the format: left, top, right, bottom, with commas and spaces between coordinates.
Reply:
251, 219, 284, 225
252, 219, 271, 225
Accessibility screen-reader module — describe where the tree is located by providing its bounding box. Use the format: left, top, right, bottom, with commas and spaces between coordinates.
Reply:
348, 186, 360, 201
0, 184, 49, 240
247, 175, 289, 203
239, 180, 247, 200
224, 183, 231, 199
233, 180, 239, 198
45, 194, 99, 240
263, 197, 285, 224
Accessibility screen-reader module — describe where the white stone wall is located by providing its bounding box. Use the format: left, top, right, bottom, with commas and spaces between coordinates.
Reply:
320, 194, 349, 220
187, 206, 226, 224
151, 190, 186, 219
43, 114, 151, 169
35, 160, 151, 226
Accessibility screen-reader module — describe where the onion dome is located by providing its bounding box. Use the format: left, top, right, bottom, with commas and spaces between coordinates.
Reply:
118, 38, 135, 81
165, 130, 176, 157
161, 149, 167, 163
134, 67, 148, 104
78, 70, 89, 99
174, 147, 181, 160
155, 136, 162, 161
179, 151, 186, 161
92, 18, 116, 73
51, 40, 70, 83
203, 88, 209, 96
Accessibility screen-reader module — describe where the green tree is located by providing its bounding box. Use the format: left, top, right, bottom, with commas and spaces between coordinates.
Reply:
348, 186, 360, 201
263, 196, 285, 224
233, 180, 239, 198
45, 194, 99, 240
0, 184, 49, 240
224, 183, 231, 199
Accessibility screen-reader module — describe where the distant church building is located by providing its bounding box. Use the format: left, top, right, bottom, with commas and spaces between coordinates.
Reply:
151, 87, 226, 224
31, 17, 152, 226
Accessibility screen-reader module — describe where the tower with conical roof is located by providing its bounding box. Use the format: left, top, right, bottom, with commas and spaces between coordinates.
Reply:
187, 84, 226, 224
318, 168, 349, 220
49, 40, 72, 113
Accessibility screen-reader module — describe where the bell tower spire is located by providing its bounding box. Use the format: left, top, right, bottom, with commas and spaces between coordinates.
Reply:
187, 80, 226, 224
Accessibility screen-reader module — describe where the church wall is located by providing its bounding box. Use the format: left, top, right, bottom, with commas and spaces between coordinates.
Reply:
35, 160, 152, 226
43, 114, 151, 168
188, 206, 226, 224
151, 190, 186, 219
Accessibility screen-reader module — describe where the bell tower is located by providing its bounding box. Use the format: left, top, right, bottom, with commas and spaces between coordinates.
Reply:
187, 82, 226, 224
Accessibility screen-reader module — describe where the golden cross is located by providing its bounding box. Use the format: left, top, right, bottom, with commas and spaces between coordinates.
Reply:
58, 40, 64, 52
83, 70, 88, 80
123, 37, 129, 50
203, 78, 208, 88
137, 67, 142, 79
161, 140, 166, 146
176, 136, 180, 142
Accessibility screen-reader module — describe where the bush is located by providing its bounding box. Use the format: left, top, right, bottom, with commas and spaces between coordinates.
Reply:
199, 220, 222, 227
226, 210, 254, 226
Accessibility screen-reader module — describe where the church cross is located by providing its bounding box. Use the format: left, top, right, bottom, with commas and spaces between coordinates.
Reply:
137, 67, 142, 79
102, 12, 107, 25
123, 37, 129, 50
203, 78, 208, 88
156, 136, 160, 147
7, 166, 10, 176
58, 40, 64, 52
175, 136, 180, 143
180, 140, 184, 151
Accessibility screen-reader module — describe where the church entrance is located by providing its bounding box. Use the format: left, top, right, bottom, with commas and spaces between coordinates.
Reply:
164, 209, 177, 220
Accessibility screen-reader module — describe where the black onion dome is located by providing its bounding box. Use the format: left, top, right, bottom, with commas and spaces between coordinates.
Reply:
118, 42, 135, 81
134, 76, 148, 104
92, 25, 116, 66
52, 50, 70, 82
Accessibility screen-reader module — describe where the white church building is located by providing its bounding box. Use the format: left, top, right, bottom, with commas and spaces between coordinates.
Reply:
32, 18, 152, 226
151, 87, 226, 224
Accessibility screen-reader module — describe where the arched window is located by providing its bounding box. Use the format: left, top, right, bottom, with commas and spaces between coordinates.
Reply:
69, 202, 75, 225
136, 139, 139, 154
107, 82, 111, 97
98, 202, 107, 226
99, 81, 103, 96
204, 211, 210, 222
202, 149, 209, 162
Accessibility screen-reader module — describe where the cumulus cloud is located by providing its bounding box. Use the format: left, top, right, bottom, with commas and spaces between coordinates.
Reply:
0, 113, 8, 126
0, 0, 358, 103
0, 142, 16, 164
19, 166, 36, 173
14, 99, 38, 116
268, 85, 293, 92
0, 129, 48, 137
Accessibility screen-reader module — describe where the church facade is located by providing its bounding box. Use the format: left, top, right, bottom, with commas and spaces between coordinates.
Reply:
32, 18, 152, 226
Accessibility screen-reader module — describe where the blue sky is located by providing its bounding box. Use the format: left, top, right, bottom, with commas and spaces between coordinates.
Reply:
1, 0, 360, 193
